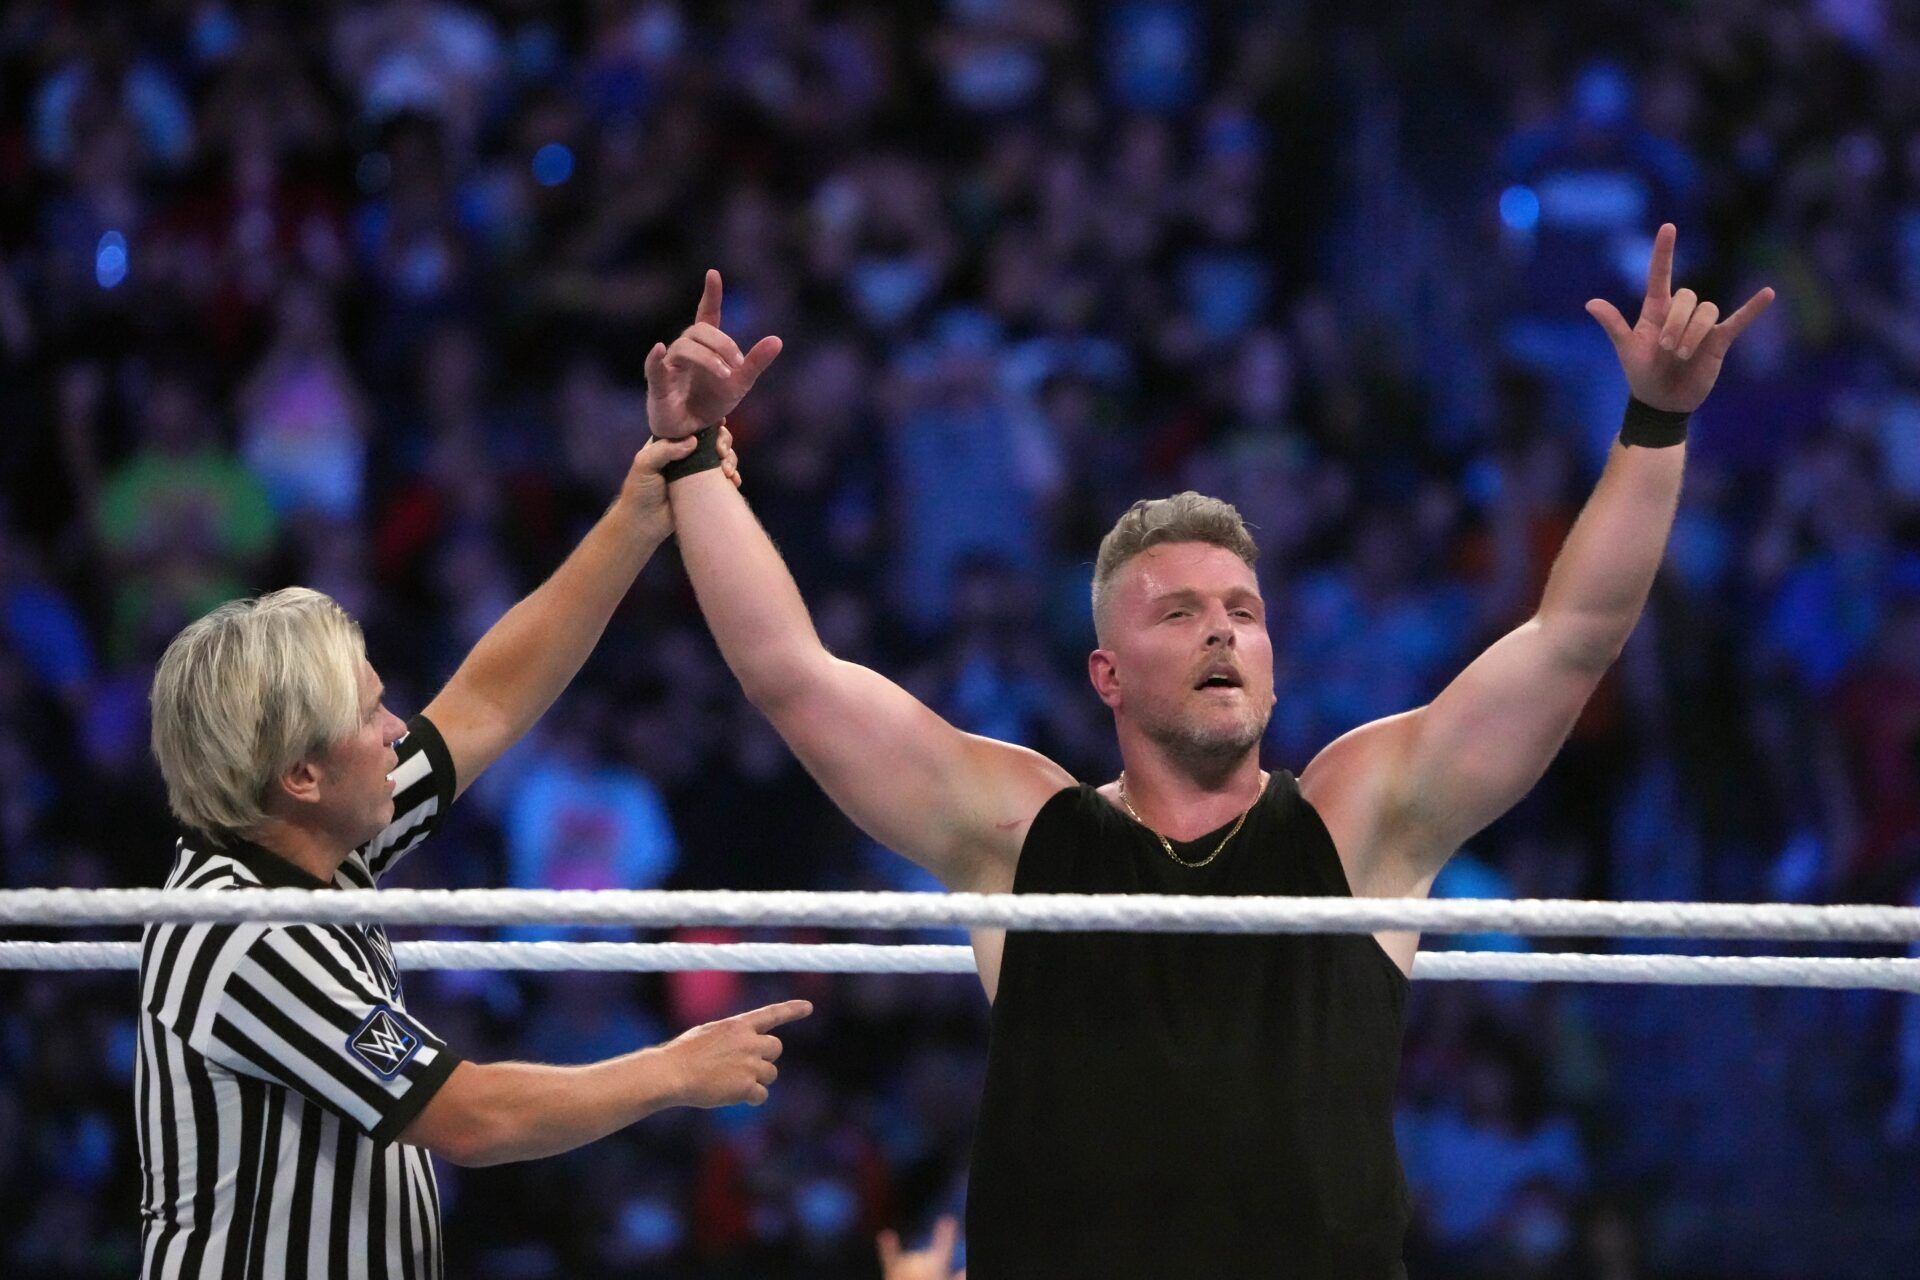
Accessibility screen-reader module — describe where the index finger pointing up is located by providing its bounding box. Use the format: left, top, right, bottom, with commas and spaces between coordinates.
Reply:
696, 269, 724, 328
744, 999, 814, 1032
1645, 223, 1675, 305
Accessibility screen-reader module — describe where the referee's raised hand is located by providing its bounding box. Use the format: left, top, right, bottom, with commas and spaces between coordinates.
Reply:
618, 425, 742, 530
655, 999, 813, 1108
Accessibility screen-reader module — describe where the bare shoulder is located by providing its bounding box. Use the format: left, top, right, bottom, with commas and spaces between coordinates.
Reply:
1296, 711, 1426, 896
1297, 712, 1418, 814
948, 733, 1078, 893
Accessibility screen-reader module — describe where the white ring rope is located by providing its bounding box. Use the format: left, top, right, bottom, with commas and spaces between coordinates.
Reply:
4, 941, 1920, 991
0, 941, 975, 974
3, 888, 1920, 943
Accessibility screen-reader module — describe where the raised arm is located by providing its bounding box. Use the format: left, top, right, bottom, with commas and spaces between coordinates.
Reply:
421, 433, 736, 798
1302, 225, 1774, 894
649, 273, 1073, 891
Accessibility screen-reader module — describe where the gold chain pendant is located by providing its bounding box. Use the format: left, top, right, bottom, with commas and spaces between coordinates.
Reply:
1118, 773, 1253, 869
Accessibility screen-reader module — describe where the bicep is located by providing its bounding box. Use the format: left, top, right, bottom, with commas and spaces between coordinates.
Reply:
1403, 616, 1607, 846
760, 655, 1074, 888
417, 689, 498, 802
1304, 615, 1607, 881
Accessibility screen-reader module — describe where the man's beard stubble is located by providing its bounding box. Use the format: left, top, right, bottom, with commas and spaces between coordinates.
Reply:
1142, 699, 1270, 781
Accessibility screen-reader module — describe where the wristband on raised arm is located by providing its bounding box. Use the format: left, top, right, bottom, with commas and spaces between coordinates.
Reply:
660, 421, 724, 482
1619, 397, 1689, 449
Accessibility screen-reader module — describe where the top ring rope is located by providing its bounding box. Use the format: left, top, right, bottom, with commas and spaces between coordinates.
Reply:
4, 889, 1920, 943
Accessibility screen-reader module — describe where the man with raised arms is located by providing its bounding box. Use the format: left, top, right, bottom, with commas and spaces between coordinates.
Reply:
645, 227, 1770, 1277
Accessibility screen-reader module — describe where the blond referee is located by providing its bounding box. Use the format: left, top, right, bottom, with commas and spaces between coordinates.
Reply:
135, 433, 808, 1279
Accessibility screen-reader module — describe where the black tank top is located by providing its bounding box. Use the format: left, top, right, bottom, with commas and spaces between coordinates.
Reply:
966, 772, 1411, 1278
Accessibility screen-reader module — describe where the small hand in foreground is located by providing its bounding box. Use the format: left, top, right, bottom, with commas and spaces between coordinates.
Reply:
1585, 222, 1775, 414
878, 1215, 965, 1280
645, 269, 783, 440
618, 424, 741, 529
654, 998, 810, 1108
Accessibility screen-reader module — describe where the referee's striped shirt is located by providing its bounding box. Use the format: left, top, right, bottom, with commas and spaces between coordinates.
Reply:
136, 714, 460, 1280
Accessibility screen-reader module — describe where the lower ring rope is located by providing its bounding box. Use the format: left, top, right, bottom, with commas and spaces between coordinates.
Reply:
5, 941, 1919, 990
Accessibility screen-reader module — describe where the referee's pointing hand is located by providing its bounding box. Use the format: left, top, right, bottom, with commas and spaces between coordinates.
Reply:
656, 999, 813, 1109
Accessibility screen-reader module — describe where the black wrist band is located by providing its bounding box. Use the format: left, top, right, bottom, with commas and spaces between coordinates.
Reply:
660, 423, 723, 482
1619, 397, 1689, 449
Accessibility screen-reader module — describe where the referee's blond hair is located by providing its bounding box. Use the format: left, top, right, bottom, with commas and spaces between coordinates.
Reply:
150, 587, 366, 844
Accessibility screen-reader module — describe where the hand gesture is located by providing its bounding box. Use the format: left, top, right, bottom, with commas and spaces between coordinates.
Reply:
1585, 223, 1775, 413
878, 1215, 965, 1280
645, 270, 784, 440
657, 998, 811, 1108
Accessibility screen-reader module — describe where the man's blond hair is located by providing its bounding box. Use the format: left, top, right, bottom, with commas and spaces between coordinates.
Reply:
149, 588, 366, 843
1091, 492, 1260, 641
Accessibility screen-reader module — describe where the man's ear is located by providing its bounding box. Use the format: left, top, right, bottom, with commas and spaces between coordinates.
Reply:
274, 758, 324, 810
1088, 649, 1123, 711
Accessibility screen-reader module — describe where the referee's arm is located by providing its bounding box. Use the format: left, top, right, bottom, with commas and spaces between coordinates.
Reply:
420, 433, 734, 798
401, 999, 810, 1165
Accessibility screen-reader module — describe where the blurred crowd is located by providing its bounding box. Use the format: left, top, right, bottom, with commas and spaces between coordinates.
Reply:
1, 0, 1918, 1276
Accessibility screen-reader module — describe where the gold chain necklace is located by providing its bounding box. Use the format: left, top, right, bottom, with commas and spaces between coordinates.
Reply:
1117, 771, 1257, 869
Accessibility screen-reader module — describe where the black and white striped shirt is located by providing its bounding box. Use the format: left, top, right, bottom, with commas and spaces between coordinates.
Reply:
137, 714, 460, 1280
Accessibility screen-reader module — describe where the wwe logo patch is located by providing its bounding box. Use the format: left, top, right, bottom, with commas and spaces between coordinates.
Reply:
347, 1005, 421, 1079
